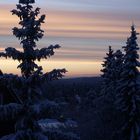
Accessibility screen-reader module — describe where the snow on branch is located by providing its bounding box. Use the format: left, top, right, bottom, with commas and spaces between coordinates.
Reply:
6, 47, 22, 60
0, 45, 61, 62
15, 131, 48, 140
0, 47, 23, 61
44, 130, 80, 140
35, 45, 61, 61
11, 3, 45, 42
38, 119, 78, 130
0, 52, 7, 57
31, 100, 61, 119
0, 131, 48, 140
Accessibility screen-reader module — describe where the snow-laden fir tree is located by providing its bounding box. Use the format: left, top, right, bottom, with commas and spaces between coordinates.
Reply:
116, 25, 140, 140
0, 0, 79, 140
101, 46, 116, 95
110, 50, 124, 96
113, 50, 124, 81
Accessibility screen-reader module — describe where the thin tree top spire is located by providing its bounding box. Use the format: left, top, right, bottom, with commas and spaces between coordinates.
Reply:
131, 24, 135, 32
131, 24, 139, 36
109, 46, 112, 52
19, 0, 35, 4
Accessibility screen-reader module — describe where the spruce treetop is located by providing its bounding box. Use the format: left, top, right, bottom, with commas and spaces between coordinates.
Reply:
101, 46, 115, 79
19, 0, 35, 4
122, 25, 140, 78
116, 25, 140, 140
0, 0, 65, 78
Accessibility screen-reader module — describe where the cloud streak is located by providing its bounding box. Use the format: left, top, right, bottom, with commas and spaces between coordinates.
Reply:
0, 1, 140, 77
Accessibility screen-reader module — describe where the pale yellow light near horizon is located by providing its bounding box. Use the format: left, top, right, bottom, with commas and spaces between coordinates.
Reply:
0, 4, 140, 77
0, 59, 102, 77
0, 5, 114, 77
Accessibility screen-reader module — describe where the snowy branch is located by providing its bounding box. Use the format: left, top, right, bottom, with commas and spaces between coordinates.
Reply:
43, 69, 67, 81
31, 100, 61, 119
44, 130, 80, 140
35, 45, 61, 61
0, 131, 48, 140
0, 47, 23, 61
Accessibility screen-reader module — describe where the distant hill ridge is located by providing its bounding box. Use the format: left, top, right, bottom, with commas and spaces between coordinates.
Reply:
50, 77, 102, 86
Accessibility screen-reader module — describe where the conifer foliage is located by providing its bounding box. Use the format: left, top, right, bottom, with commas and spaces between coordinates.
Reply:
116, 25, 140, 140
0, 0, 63, 78
0, 0, 79, 140
101, 25, 140, 139
113, 50, 124, 81
111, 50, 124, 95
101, 46, 115, 94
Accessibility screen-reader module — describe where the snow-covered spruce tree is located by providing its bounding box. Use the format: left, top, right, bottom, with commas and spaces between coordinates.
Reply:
113, 50, 124, 81
110, 49, 124, 96
0, 0, 79, 140
101, 46, 116, 95
116, 25, 140, 140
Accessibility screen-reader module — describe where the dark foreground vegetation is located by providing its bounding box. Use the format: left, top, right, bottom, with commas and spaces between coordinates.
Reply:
43, 77, 121, 140
0, 0, 140, 140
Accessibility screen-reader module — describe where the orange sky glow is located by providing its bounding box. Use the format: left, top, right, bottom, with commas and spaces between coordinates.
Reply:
0, 1, 140, 77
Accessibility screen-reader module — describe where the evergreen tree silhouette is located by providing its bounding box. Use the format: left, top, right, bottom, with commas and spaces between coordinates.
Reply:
0, 0, 79, 140
113, 50, 124, 81
116, 25, 140, 140
101, 46, 116, 95
111, 50, 124, 96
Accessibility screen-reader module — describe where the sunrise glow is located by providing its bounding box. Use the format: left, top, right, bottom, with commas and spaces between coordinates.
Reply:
0, 0, 140, 77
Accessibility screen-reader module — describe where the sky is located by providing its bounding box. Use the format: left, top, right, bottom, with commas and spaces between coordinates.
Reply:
0, 0, 140, 77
